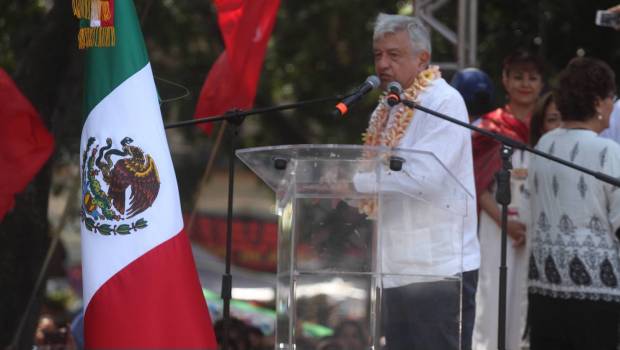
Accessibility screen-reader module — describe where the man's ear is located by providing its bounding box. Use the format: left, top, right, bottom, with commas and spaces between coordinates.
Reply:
418, 51, 430, 68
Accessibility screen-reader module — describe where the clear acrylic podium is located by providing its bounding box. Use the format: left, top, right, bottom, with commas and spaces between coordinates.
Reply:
237, 144, 471, 350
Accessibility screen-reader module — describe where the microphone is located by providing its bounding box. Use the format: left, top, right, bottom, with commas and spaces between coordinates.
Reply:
386, 81, 403, 106
333, 75, 380, 117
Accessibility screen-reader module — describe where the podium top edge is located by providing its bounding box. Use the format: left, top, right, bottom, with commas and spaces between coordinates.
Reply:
236, 144, 435, 156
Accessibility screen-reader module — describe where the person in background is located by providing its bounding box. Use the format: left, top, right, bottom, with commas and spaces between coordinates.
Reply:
527, 57, 620, 349
333, 320, 365, 350
529, 91, 563, 146
33, 313, 74, 350
450, 67, 495, 123
472, 49, 544, 350
593, 6, 620, 144
213, 317, 251, 350
600, 100, 620, 143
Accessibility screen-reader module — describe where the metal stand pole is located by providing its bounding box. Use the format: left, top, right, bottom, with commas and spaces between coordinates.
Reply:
495, 145, 513, 350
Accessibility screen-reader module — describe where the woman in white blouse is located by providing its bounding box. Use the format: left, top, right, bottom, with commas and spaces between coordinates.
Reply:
527, 57, 620, 349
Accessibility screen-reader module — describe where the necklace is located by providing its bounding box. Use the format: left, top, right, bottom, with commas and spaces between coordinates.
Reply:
358, 65, 441, 218
362, 65, 441, 148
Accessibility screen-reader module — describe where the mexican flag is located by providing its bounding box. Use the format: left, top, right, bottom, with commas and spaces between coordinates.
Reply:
76, 1, 216, 348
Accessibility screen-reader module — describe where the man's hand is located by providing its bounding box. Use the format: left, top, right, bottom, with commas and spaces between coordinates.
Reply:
608, 4, 620, 30
609, 4, 620, 13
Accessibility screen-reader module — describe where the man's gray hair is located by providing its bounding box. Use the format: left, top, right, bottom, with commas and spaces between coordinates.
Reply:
373, 13, 431, 57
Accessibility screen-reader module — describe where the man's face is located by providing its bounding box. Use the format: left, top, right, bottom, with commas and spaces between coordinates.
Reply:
373, 30, 429, 90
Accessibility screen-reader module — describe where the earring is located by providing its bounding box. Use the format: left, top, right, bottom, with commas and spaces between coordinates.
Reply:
598, 114, 603, 120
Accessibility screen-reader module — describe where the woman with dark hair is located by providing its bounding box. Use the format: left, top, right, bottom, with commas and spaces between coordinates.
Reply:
527, 57, 620, 349
529, 92, 562, 147
472, 49, 544, 350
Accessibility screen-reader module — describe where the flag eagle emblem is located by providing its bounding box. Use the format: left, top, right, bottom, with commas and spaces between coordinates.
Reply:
81, 136, 160, 235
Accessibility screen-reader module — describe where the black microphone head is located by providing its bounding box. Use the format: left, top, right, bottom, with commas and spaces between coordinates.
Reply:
366, 75, 381, 89
386, 81, 402, 106
334, 76, 381, 117
387, 81, 402, 94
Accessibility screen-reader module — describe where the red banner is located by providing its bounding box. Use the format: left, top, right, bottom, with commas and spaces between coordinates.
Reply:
188, 214, 278, 272
194, 0, 280, 134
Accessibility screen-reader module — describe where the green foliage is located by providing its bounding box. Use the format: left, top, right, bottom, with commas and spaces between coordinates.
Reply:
0, 2, 48, 70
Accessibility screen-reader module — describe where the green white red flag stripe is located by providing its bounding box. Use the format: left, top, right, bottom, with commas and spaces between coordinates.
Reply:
78, 1, 216, 348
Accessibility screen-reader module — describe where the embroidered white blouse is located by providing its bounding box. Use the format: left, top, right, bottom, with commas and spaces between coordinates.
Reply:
528, 128, 620, 301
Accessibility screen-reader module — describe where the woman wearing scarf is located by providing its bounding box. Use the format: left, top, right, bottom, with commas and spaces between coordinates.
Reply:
472, 50, 544, 350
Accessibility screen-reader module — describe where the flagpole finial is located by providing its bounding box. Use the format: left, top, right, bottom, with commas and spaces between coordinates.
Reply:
73, 0, 116, 49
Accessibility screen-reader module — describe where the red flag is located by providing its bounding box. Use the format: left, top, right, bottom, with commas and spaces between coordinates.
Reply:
0, 68, 54, 221
194, 0, 280, 134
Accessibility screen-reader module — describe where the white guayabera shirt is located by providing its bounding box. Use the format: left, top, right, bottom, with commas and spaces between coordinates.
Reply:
354, 78, 480, 287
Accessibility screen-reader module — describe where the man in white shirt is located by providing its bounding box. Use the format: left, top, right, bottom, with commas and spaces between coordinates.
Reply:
361, 13, 480, 350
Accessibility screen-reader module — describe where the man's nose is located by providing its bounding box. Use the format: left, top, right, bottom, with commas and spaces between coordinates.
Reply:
375, 55, 389, 70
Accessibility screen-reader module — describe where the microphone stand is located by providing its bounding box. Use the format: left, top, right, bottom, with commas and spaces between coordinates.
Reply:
164, 95, 343, 350
399, 98, 620, 350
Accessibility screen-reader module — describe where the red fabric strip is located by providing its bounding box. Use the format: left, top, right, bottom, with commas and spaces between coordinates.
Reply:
472, 106, 530, 198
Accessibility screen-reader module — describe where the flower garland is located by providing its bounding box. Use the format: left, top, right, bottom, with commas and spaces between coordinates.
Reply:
358, 65, 441, 218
